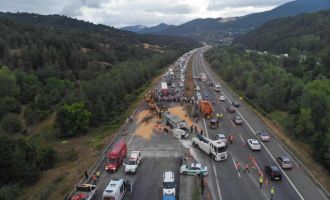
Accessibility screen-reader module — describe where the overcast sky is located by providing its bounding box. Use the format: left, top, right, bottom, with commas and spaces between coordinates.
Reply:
0, 0, 292, 28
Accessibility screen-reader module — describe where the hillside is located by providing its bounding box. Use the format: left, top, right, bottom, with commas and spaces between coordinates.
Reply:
121, 23, 175, 34
120, 24, 148, 33
235, 9, 330, 79
0, 14, 198, 200
153, 0, 330, 42
235, 9, 330, 54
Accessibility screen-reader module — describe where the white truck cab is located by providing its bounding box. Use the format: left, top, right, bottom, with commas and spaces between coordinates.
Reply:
124, 151, 142, 174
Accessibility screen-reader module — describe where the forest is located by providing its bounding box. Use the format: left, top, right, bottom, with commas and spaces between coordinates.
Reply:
205, 46, 330, 170
0, 14, 198, 199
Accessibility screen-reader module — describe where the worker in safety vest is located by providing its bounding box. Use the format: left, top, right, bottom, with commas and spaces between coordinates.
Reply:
216, 113, 220, 120
270, 186, 275, 199
259, 176, 263, 189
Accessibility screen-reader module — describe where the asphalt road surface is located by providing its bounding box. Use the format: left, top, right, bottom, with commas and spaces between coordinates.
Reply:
72, 47, 329, 200
191, 46, 329, 200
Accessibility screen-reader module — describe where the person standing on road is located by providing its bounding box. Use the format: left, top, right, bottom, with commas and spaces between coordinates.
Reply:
92, 174, 97, 184
228, 134, 233, 144
190, 125, 194, 133
244, 162, 249, 173
270, 186, 275, 199
200, 129, 204, 136
84, 171, 88, 180
259, 176, 263, 189
96, 171, 100, 179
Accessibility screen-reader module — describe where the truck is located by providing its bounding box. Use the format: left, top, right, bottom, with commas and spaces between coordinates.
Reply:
162, 112, 187, 129
161, 82, 169, 96
198, 101, 213, 118
172, 127, 189, 139
192, 134, 228, 161
102, 179, 132, 200
106, 139, 127, 172
71, 184, 97, 200
199, 73, 207, 81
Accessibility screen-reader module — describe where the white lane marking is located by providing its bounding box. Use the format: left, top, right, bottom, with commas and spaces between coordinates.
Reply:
200, 52, 305, 200
239, 134, 245, 144
202, 115, 223, 200
127, 134, 135, 145
212, 162, 223, 200
202, 118, 209, 138
222, 106, 227, 113
232, 157, 241, 178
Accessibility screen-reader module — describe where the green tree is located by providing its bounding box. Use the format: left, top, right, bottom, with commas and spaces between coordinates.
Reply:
55, 102, 91, 137
1, 113, 22, 134
0, 67, 19, 98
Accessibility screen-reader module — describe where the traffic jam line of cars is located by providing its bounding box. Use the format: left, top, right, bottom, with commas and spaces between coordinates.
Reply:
194, 59, 295, 189
71, 49, 296, 200
71, 49, 209, 200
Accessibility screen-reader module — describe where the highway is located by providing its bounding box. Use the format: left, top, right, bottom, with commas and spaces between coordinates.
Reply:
69, 47, 329, 200
191, 46, 329, 200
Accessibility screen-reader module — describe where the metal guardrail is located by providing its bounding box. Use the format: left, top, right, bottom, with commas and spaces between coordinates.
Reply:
66, 102, 145, 199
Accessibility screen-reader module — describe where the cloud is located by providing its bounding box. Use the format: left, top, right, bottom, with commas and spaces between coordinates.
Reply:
207, 0, 291, 10
145, 4, 193, 14
0, 0, 293, 27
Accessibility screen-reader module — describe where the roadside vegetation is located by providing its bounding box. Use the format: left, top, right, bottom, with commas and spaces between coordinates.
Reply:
0, 14, 198, 199
205, 45, 330, 178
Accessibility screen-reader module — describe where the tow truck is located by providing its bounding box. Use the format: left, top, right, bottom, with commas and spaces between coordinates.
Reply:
192, 134, 227, 161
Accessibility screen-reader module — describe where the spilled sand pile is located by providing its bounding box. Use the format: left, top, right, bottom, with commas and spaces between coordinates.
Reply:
134, 109, 163, 140
168, 106, 198, 128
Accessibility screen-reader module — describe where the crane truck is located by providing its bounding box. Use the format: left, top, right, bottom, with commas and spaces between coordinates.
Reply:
192, 134, 228, 161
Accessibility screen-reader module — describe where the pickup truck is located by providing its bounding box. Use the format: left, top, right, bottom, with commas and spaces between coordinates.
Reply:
71, 184, 97, 200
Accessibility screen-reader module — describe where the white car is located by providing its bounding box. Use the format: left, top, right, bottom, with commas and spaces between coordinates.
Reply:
124, 151, 141, 173
247, 139, 261, 151
162, 171, 176, 196
180, 163, 208, 176
195, 86, 200, 91
219, 96, 226, 101
214, 84, 221, 92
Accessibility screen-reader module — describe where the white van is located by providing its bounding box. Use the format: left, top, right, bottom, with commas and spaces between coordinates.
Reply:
103, 179, 132, 200
162, 171, 176, 196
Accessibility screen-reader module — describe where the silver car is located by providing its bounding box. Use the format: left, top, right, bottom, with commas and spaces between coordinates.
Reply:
276, 156, 293, 169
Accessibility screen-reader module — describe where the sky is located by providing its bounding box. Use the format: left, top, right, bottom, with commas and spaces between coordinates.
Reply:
0, 0, 292, 28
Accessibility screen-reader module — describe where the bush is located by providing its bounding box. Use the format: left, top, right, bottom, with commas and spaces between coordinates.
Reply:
1, 113, 22, 134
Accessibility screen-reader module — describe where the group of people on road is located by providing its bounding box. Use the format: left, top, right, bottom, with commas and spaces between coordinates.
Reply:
84, 170, 101, 185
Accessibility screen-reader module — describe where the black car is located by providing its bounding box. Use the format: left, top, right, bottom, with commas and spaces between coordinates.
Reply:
208, 81, 214, 86
265, 165, 282, 181
226, 106, 236, 113
232, 101, 240, 107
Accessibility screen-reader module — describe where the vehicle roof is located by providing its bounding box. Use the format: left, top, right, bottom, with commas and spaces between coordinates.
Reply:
249, 139, 259, 144
189, 163, 202, 168
104, 179, 124, 195
270, 165, 280, 171
210, 118, 218, 122
163, 171, 174, 182
216, 133, 225, 137
129, 151, 140, 160
110, 140, 126, 155
281, 156, 290, 161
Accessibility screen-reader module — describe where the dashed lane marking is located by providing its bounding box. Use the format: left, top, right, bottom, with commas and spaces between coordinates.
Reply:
200, 53, 305, 200
202, 114, 223, 200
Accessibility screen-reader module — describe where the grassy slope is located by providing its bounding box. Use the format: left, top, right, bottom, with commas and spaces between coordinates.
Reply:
21, 72, 164, 200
